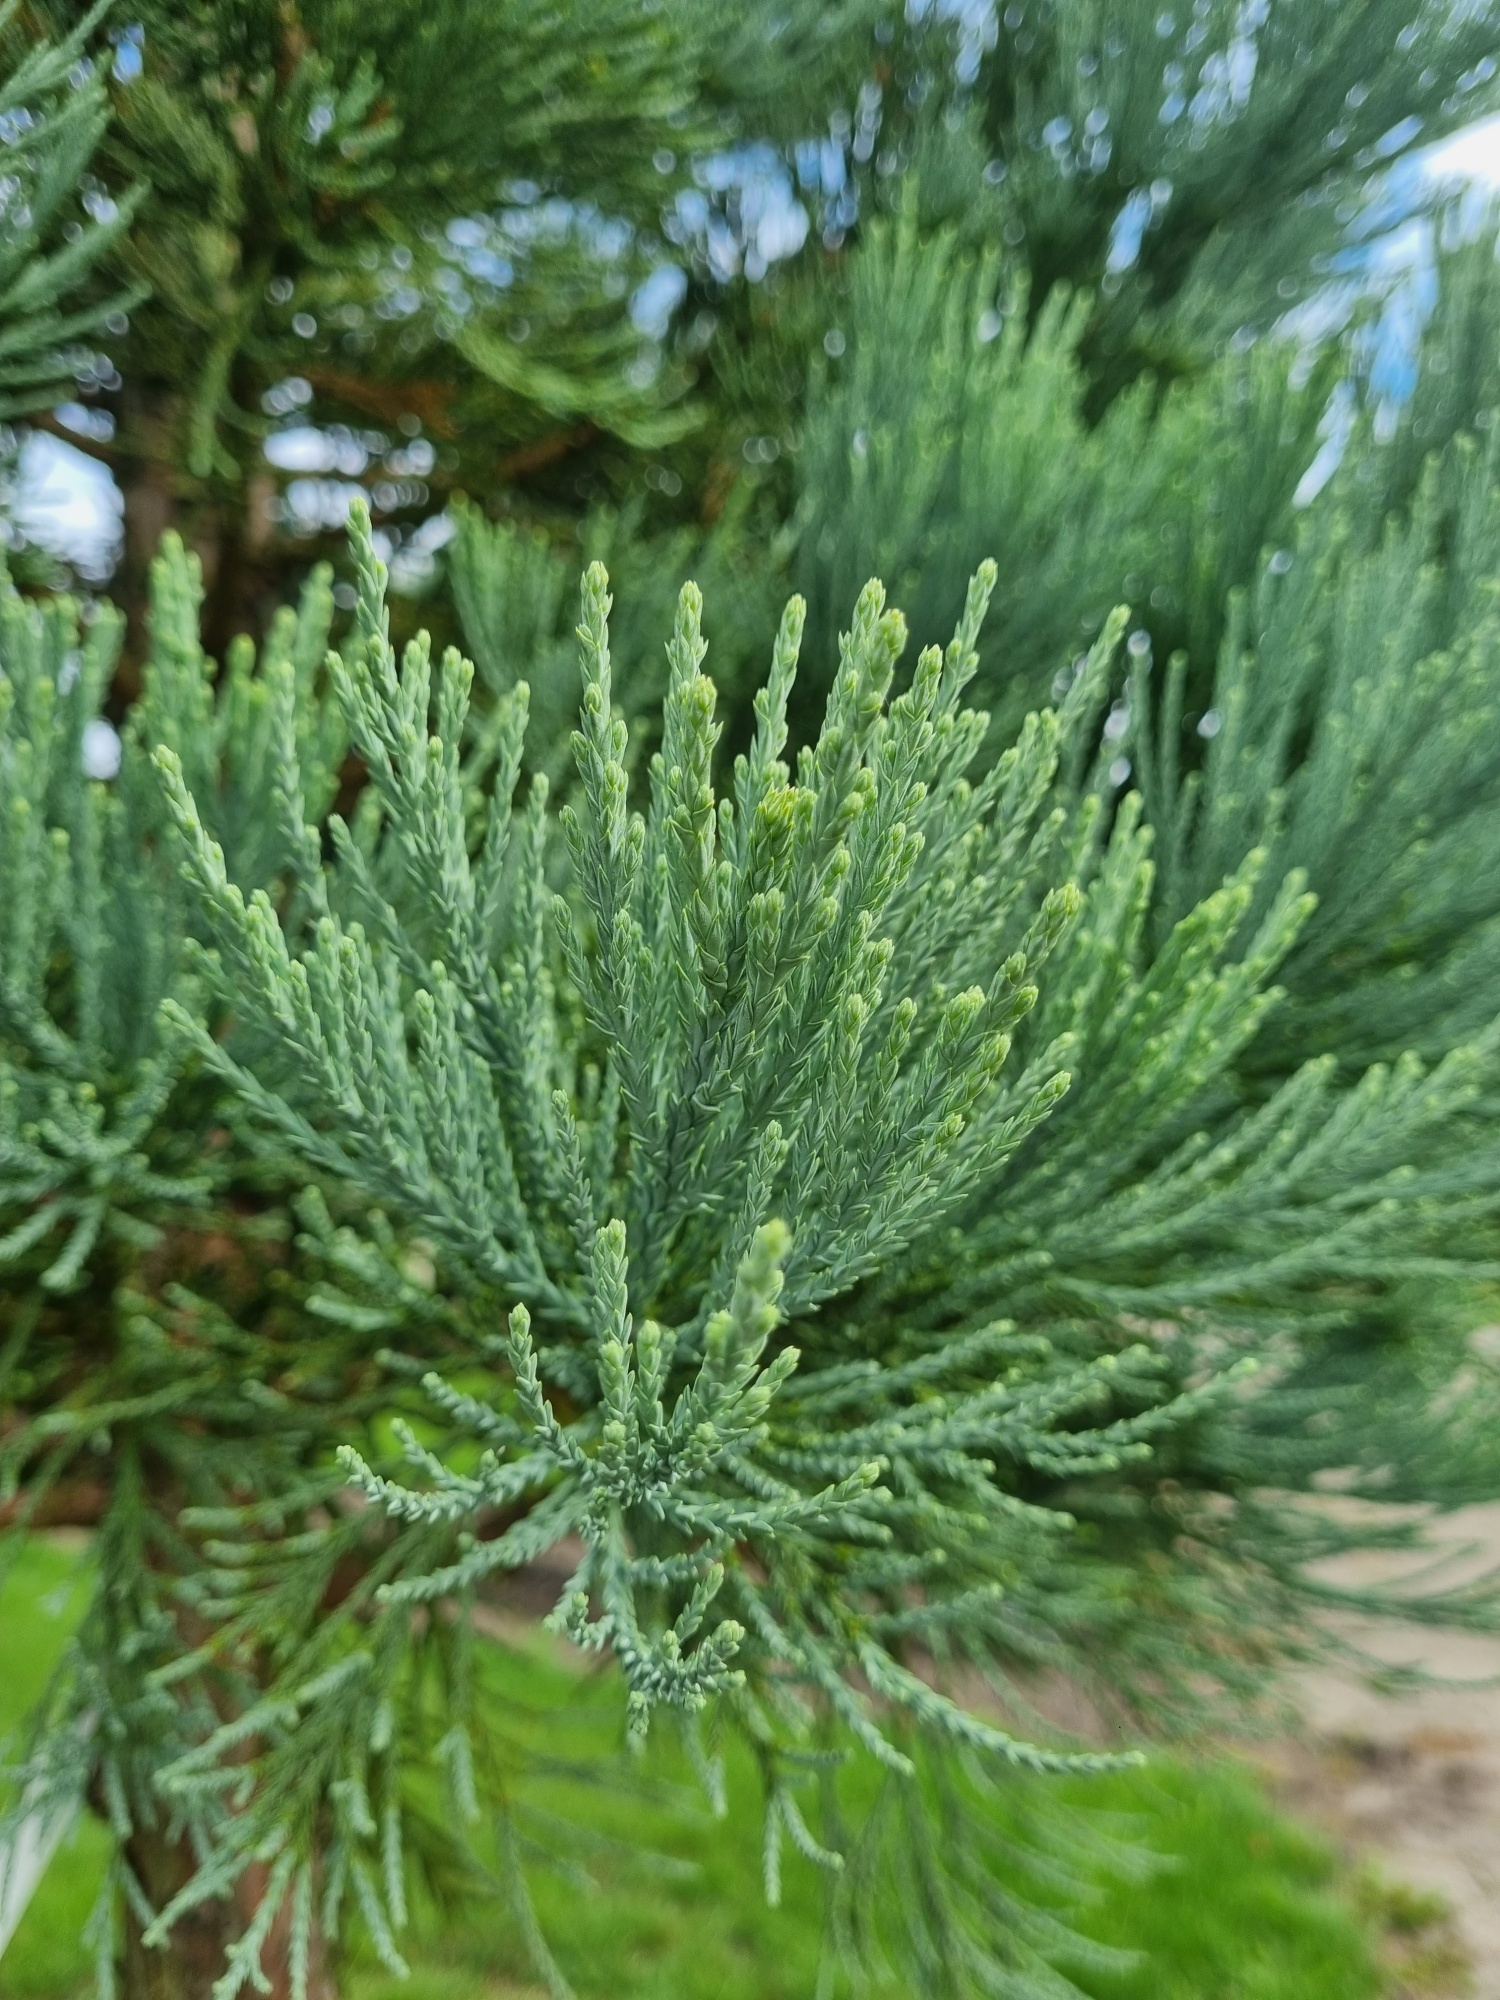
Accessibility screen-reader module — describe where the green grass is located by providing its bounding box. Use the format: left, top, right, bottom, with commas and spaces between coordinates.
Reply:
0, 1535, 113, 1999
0, 1533, 1444, 1999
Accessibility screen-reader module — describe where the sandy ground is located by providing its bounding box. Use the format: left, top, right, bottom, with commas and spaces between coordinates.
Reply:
1254, 1499, 1500, 1995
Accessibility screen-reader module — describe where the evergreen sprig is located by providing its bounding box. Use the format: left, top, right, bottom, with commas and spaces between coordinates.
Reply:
151, 500, 1500, 1995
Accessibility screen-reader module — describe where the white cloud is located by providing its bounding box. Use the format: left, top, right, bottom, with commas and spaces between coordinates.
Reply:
1423, 113, 1500, 187
12, 432, 123, 581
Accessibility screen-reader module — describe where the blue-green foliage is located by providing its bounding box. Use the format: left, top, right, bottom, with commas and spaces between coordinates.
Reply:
0, 3, 142, 421
149, 498, 1500, 1995
0, 537, 340, 1291
0, 541, 384, 2000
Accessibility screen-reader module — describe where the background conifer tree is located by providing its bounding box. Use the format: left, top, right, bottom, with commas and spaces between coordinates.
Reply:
22, 0, 881, 654
0, 2, 141, 421
749, 0, 1500, 406
945, 0, 1500, 394
591, 0, 1500, 724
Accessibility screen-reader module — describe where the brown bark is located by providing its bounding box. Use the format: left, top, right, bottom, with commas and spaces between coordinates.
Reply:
301, 365, 457, 438
0, 1477, 108, 1529
197, 467, 282, 670
111, 376, 287, 681
121, 1826, 337, 2000
122, 1822, 233, 2000
495, 422, 598, 483
113, 378, 188, 694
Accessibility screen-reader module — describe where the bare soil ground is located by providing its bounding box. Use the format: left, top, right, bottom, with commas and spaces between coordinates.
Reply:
1256, 1500, 1500, 1996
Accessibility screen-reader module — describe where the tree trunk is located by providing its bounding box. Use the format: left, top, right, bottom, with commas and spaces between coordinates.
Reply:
197, 465, 282, 670
111, 376, 283, 687
121, 1826, 337, 2000
111, 377, 184, 695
